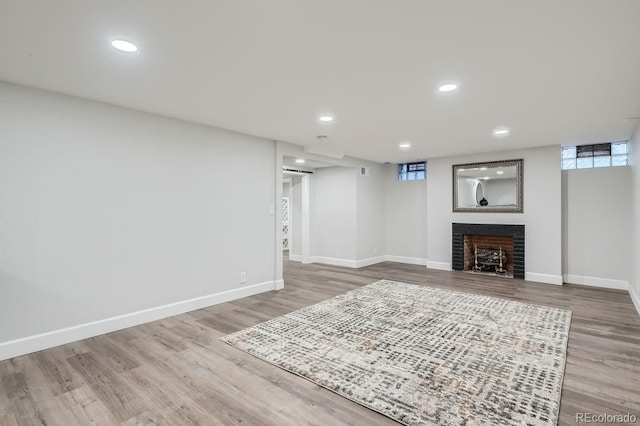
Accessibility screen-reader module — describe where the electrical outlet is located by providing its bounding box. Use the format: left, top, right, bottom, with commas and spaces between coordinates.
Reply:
240, 272, 247, 284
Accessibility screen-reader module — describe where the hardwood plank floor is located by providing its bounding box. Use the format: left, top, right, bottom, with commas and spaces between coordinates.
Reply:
1, 258, 639, 425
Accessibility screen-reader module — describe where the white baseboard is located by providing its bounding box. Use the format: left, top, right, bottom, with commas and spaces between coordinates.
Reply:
385, 255, 428, 266
274, 279, 285, 290
0, 280, 278, 362
308, 256, 386, 268
426, 261, 451, 271
308, 256, 358, 268
355, 256, 387, 268
629, 284, 640, 316
563, 274, 629, 290
525, 272, 563, 285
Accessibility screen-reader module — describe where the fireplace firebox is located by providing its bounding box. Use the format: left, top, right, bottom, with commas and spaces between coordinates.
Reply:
452, 223, 524, 279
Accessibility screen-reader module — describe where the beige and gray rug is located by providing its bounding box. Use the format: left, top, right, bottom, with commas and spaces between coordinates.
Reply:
220, 280, 571, 425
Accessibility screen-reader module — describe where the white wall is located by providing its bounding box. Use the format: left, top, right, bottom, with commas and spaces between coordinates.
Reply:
384, 165, 428, 263
278, 142, 388, 267
561, 167, 632, 289
0, 81, 277, 358
311, 167, 357, 262
282, 179, 292, 202
630, 124, 640, 313
356, 164, 386, 261
308, 164, 387, 267
427, 145, 562, 284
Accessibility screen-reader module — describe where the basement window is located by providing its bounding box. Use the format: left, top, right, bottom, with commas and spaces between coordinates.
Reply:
398, 162, 427, 181
561, 142, 628, 170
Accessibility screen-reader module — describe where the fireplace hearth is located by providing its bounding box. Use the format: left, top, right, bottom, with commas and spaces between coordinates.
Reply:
452, 223, 525, 279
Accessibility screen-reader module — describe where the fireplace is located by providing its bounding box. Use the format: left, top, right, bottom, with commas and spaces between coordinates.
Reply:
452, 223, 525, 279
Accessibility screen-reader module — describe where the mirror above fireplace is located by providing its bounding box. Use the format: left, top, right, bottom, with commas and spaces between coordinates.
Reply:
452, 159, 523, 213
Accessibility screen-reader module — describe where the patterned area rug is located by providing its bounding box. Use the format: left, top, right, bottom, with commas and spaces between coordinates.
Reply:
220, 280, 571, 425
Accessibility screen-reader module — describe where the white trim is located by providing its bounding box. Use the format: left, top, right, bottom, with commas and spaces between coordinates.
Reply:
426, 261, 451, 271
629, 284, 640, 316
274, 279, 285, 290
289, 254, 303, 262
300, 175, 311, 260
525, 272, 563, 285
563, 274, 629, 290
0, 280, 277, 362
274, 144, 284, 294
308, 256, 358, 268
385, 255, 428, 266
355, 256, 386, 268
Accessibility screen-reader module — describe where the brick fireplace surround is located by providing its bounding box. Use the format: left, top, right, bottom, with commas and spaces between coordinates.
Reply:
452, 223, 525, 279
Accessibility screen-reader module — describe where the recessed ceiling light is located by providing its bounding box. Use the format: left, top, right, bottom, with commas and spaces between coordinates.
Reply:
438, 83, 457, 92
480, 167, 487, 171
496, 170, 504, 175
111, 40, 138, 53
399, 142, 412, 150
493, 128, 510, 136
295, 158, 305, 164
318, 115, 334, 123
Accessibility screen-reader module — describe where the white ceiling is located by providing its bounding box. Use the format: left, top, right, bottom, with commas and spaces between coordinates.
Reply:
1, 0, 639, 163
283, 155, 333, 169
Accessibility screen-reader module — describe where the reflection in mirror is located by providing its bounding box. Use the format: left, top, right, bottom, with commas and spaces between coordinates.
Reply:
452, 159, 523, 213
475, 181, 484, 204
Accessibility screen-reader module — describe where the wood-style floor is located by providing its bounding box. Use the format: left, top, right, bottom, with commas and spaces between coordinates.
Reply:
1, 257, 639, 425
